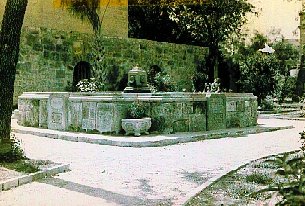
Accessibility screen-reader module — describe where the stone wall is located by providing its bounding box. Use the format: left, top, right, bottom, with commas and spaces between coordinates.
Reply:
14, 26, 208, 104
0, 0, 128, 37
18, 92, 257, 134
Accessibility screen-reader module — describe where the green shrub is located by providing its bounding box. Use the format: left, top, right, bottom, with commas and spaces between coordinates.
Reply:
0, 134, 25, 163
147, 65, 176, 92
254, 131, 305, 205
150, 116, 166, 132
260, 96, 274, 111
127, 101, 148, 119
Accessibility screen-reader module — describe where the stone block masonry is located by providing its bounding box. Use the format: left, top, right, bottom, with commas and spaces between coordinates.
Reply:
18, 92, 257, 134
13, 26, 208, 105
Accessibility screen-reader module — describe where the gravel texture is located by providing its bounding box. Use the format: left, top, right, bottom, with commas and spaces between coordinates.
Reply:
0, 117, 302, 206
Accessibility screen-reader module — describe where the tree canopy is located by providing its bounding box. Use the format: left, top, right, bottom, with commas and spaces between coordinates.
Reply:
129, 0, 254, 86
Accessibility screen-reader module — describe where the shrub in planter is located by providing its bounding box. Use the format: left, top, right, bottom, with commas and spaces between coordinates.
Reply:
126, 101, 147, 119
122, 101, 151, 136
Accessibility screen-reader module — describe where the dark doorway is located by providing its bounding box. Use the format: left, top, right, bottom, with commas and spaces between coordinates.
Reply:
72, 61, 92, 91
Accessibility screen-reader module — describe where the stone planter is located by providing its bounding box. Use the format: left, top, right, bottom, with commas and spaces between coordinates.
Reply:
121, 118, 151, 136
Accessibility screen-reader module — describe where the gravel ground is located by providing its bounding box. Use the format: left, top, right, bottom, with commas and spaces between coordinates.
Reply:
0, 117, 302, 206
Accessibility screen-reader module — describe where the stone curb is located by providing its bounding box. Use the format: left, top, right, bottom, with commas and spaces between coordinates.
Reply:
179, 173, 228, 206
12, 125, 293, 148
0, 164, 70, 191
261, 116, 305, 121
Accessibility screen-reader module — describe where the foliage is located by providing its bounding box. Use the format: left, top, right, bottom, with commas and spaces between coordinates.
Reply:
150, 116, 166, 133
147, 66, 176, 92
245, 172, 274, 185
229, 34, 299, 104
153, 73, 176, 92
127, 101, 148, 119
254, 132, 305, 205
238, 52, 278, 104
2, 160, 39, 173
259, 96, 274, 111
0, 134, 25, 163
272, 40, 299, 102
59, 0, 108, 33
169, 0, 254, 79
168, 0, 254, 47
273, 76, 297, 103
129, 0, 254, 80
76, 78, 104, 92
89, 35, 128, 91
128, 3, 189, 44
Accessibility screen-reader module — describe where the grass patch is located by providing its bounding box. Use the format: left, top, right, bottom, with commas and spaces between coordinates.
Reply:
1, 160, 39, 173
184, 153, 292, 206
0, 134, 40, 174
245, 172, 273, 185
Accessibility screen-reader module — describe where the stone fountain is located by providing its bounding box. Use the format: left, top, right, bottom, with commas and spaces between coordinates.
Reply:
18, 66, 258, 135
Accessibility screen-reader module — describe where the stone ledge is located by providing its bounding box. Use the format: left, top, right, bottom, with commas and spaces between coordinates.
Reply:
0, 164, 69, 191
12, 124, 293, 148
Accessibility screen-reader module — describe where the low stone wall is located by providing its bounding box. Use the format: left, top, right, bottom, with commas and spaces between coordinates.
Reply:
18, 92, 257, 134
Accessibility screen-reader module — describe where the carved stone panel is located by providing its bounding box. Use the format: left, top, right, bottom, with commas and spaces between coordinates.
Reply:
226, 101, 237, 112
207, 94, 226, 130
189, 114, 206, 132
82, 102, 97, 130
48, 94, 69, 130
96, 103, 114, 132
39, 100, 48, 128
68, 102, 82, 128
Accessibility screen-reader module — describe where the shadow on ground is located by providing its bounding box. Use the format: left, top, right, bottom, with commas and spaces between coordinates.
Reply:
39, 177, 172, 206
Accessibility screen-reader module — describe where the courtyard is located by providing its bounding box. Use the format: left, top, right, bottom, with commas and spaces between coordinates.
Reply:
0, 115, 303, 205
1, 0, 305, 205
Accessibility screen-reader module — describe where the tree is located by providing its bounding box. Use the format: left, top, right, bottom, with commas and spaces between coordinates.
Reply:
128, 2, 191, 44
129, 0, 254, 91
59, 0, 111, 34
231, 33, 299, 104
0, 0, 28, 147
169, 0, 254, 81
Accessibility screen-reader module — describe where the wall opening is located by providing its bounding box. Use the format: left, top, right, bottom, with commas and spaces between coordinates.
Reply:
72, 61, 92, 91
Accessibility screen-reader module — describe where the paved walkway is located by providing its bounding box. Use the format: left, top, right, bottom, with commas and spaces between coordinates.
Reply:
0, 117, 303, 206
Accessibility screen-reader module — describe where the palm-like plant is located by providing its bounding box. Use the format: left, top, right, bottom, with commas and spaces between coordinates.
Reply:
60, 0, 111, 34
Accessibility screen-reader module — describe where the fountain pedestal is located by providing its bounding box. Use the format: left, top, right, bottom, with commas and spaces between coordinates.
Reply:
123, 66, 151, 93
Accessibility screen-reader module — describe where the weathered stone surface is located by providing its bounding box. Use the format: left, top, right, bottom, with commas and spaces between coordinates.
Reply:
82, 102, 97, 130
18, 175, 33, 186
14, 26, 208, 104
207, 94, 226, 130
225, 94, 257, 128
39, 100, 48, 128
68, 102, 82, 129
18, 92, 257, 134
48, 93, 69, 131
2, 178, 18, 191
96, 103, 114, 133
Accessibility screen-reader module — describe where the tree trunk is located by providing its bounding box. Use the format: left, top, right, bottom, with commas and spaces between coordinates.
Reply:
0, 0, 28, 144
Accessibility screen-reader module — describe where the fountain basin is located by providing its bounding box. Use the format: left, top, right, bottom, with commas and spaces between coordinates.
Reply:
18, 92, 257, 134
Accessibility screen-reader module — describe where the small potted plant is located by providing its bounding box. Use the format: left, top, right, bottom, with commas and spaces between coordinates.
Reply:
121, 101, 151, 136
